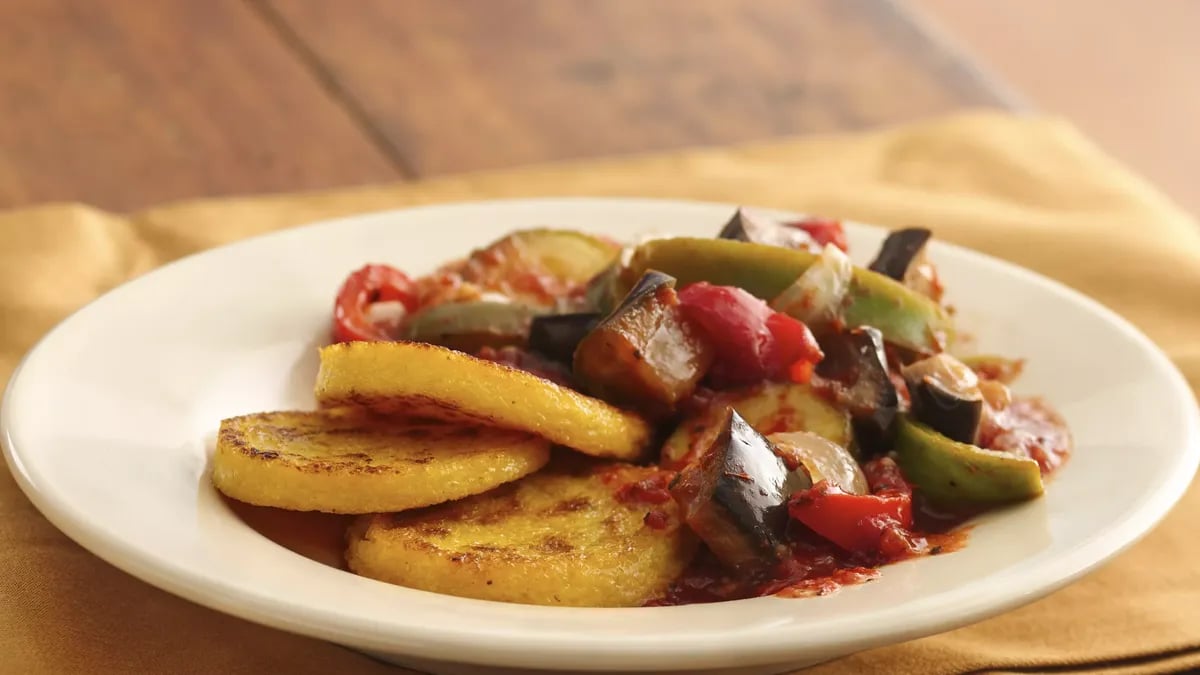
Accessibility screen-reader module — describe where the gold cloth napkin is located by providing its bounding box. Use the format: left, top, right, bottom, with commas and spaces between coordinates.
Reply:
2, 112, 1198, 674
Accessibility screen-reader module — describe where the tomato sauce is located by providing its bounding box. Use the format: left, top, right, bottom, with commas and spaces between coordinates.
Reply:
613, 473, 675, 506
648, 516, 968, 605
645, 398, 1069, 606
981, 397, 1072, 475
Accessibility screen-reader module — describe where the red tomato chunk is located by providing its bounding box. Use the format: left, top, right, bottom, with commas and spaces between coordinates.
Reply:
677, 283, 823, 387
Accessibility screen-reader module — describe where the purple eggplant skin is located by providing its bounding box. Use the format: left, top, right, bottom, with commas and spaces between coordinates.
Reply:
612, 269, 675, 315
528, 312, 601, 363
910, 381, 982, 445
711, 411, 810, 550
717, 207, 814, 250
868, 228, 932, 281
670, 410, 812, 569
902, 354, 984, 445
815, 326, 899, 457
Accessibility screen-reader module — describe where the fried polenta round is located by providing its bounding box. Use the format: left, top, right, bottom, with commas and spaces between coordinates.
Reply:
212, 409, 550, 514
315, 341, 653, 460
346, 461, 697, 607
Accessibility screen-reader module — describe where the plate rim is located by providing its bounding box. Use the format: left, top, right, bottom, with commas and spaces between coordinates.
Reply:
4, 196, 1198, 670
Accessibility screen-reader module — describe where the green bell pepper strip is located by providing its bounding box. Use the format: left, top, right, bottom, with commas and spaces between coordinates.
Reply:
894, 416, 1044, 505
405, 301, 540, 351
619, 237, 954, 354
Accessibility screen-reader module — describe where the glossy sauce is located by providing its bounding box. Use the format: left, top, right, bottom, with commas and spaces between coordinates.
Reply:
644, 457, 973, 606
981, 397, 1072, 475
648, 519, 968, 605
642, 395, 1069, 606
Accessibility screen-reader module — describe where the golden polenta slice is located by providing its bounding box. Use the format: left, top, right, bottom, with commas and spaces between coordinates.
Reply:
315, 341, 652, 460
346, 461, 696, 607
212, 409, 550, 514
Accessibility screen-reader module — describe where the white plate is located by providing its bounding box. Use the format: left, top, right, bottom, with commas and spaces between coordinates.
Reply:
3, 198, 1198, 674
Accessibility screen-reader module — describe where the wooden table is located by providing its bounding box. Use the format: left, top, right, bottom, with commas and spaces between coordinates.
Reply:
0, 0, 1017, 212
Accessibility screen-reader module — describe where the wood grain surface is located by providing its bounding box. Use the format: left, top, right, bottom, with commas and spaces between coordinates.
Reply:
0, 0, 401, 211
0, 0, 1012, 210
263, 0, 1013, 176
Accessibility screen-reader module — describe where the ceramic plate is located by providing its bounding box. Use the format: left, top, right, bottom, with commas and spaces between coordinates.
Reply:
4, 198, 1198, 674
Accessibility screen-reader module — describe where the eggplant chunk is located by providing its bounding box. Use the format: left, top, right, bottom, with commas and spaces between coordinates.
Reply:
895, 416, 1043, 506
528, 312, 601, 363
717, 207, 816, 251
902, 353, 984, 445
815, 327, 899, 457
671, 411, 811, 569
574, 271, 713, 414
868, 228, 941, 301
869, 228, 931, 279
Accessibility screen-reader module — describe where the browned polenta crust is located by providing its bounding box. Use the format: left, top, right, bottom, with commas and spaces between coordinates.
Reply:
346, 461, 696, 606
212, 408, 549, 513
315, 341, 653, 460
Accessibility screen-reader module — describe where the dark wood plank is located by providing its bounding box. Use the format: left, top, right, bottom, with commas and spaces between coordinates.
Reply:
264, 0, 1017, 177
0, 0, 402, 211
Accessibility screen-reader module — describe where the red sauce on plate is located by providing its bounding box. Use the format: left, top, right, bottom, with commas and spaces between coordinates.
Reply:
647, 515, 969, 606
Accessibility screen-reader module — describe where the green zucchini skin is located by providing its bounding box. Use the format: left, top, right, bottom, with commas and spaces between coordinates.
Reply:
661, 382, 851, 469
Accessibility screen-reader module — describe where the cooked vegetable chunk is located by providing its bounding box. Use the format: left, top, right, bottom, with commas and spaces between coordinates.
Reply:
582, 263, 621, 314
212, 409, 549, 513
574, 271, 713, 414
316, 341, 652, 460
458, 229, 621, 305
661, 382, 852, 469
769, 431, 867, 495
332, 264, 418, 343
960, 354, 1026, 384
771, 243, 853, 331
404, 300, 539, 352
620, 237, 953, 353
788, 482, 913, 555
895, 416, 1044, 505
671, 411, 810, 569
528, 312, 601, 363
815, 327, 899, 456
868, 228, 941, 301
676, 282, 822, 388
902, 353, 984, 444
346, 460, 696, 607
868, 228, 930, 280
717, 207, 816, 250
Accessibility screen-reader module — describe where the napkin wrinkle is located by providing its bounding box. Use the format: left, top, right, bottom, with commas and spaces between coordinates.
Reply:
982, 644, 1200, 674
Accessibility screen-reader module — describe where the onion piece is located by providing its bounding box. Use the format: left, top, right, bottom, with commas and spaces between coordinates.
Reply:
364, 300, 408, 336
768, 431, 868, 495
770, 243, 852, 329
